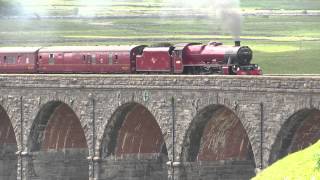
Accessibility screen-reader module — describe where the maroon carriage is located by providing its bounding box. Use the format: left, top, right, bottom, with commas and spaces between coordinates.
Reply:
0, 47, 40, 73
37, 45, 145, 73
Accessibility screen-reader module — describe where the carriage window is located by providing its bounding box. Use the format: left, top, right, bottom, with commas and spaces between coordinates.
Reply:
175, 50, 182, 59
99, 55, 104, 64
49, 54, 55, 65
17, 56, 22, 63
115, 54, 118, 60
82, 55, 86, 62
108, 53, 113, 65
87, 55, 91, 62
27, 56, 34, 64
92, 54, 96, 64
4, 56, 16, 64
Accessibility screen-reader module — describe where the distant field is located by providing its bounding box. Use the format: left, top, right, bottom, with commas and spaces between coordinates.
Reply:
242, 0, 320, 10
0, 0, 320, 74
2, 0, 320, 16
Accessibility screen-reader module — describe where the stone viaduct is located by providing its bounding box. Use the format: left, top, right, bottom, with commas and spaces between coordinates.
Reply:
0, 74, 319, 180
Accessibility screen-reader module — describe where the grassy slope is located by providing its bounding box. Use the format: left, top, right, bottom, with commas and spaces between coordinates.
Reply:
253, 140, 320, 180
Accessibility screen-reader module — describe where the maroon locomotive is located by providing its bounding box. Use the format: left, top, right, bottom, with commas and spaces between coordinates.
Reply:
0, 41, 261, 75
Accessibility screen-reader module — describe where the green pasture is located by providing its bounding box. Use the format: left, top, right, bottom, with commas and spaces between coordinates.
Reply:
0, 0, 320, 74
2, 0, 320, 17
241, 0, 320, 10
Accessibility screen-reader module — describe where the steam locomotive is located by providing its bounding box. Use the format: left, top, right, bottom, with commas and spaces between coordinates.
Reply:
0, 41, 261, 75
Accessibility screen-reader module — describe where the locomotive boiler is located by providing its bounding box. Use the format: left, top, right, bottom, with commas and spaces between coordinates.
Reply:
0, 41, 261, 75
181, 41, 255, 74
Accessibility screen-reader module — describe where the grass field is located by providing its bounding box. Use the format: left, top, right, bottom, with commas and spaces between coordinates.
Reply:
3, 0, 320, 16
0, 0, 320, 74
242, 0, 320, 10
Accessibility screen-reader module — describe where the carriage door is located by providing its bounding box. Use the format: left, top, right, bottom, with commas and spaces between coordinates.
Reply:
64, 53, 76, 72
172, 50, 183, 74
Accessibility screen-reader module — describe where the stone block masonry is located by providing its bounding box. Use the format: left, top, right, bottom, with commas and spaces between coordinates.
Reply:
0, 74, 318, 180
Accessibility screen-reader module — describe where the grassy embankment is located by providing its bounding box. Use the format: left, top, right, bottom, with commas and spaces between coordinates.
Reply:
0, 0, 320, 74
252, 140, 320, 180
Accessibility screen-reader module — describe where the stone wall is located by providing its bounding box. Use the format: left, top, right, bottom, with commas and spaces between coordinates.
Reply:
99, 154, 168, 180
0, 74, 318, 180
182, 160, 255, 180
0, 144, 17, 180
31, 149, 89, 180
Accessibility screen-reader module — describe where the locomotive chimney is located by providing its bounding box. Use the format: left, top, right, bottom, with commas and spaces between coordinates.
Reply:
235, 40, 241, 46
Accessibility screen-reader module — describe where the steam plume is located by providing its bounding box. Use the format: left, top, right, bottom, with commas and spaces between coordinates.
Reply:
78, 0, 113, 17
215, 0, 242, 40
17, 0, 114, 17
163, 0, 243, 40
19, 0, 49, 16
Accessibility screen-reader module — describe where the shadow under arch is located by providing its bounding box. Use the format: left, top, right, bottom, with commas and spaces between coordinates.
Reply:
28, 101, 88, 180
100, 102, 168, 180
180, 104, 255, 180
269, 108, 320, 164
0, 105, 17, 180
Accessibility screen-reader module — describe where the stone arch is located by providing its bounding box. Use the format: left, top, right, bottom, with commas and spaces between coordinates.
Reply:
28, 101, 89, 180
100, 102, 168, 180
180, 104, 255, 180
96, 94, 171, 159
26, 95, 91, 153
0, 105, 17, 180
269, 108, 320, 164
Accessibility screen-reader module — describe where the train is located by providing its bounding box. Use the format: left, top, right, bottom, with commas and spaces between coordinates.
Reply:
0, 41, 262, 75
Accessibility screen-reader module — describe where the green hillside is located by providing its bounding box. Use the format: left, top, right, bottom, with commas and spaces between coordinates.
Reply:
253, 140, 320, 180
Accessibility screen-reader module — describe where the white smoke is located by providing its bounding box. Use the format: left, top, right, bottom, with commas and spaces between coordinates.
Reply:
17, 0, 114, 17
215, 0, 242, 40
18, 0, 50, 16
163, 0, 243, 40
77, 0, 113, 17
164, 0, 214, 9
